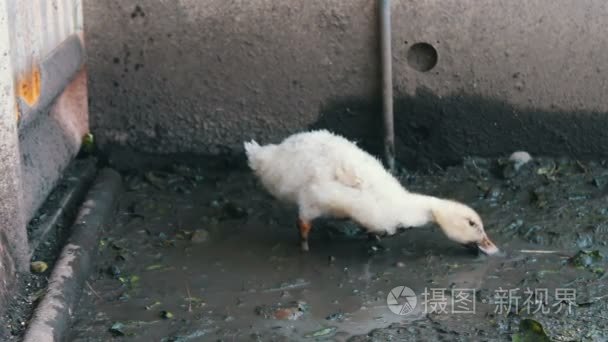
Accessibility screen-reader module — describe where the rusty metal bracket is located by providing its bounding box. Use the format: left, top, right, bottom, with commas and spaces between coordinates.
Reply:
16, 34, 85, 130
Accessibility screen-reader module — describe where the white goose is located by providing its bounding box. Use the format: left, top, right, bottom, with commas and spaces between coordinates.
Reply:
244, 129, 499, 255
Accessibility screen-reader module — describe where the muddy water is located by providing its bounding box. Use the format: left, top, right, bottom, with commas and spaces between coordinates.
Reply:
68, 157, 608, 341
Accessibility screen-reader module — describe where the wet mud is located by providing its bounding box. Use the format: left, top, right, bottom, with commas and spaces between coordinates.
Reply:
67, 155, 608, 341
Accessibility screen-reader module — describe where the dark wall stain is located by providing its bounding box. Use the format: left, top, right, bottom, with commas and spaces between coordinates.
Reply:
313, 88, 608, 170
105, 88, 608, 173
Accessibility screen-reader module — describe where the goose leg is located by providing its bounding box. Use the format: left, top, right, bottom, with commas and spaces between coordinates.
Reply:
297, 219, 312, 252
367, 233, 382, 242
366, 232, 387, 254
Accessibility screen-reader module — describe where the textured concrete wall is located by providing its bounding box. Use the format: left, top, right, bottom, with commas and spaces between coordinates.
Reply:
85, 0, 379, 155
0, 0, 27, 310
8, 0, 88, 224
86, 0, 608, 166
0, 0, 88, 314
388, 0, 608, 165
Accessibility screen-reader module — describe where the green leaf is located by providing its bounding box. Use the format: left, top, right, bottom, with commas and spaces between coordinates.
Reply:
305, 326, 337, 338
512, 319, 551, 342
146, 264, 164, 271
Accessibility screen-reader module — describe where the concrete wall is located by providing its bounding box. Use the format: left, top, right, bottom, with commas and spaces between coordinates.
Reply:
8, 0, 88, 226
86, 0, 608, 167
85, 0, 380, 157
0, 0, 26, 310
0, 0, 88, 313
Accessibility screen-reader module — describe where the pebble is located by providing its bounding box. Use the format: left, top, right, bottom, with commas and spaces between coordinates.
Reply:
485, 186, 502, 200
30, 261, 48, 273
576, 233, 594, 249
509, 151, 533, 170
108, 265, 121, 278
325, 312, 345, 321
395, 261, 406, 268
505, 219, 524, 232
502, 151, 533, 179
109, 322, 125, 336
190, 229, 209, 243
519, 225, 544, 244
273, 307, 303, 320
220, 201, 248, 219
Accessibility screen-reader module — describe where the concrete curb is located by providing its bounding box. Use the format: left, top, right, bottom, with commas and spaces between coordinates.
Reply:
28, 157, 98, 253
22, 168, 123, 342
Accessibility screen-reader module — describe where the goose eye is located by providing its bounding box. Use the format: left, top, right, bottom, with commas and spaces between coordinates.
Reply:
467, 219, 476, 227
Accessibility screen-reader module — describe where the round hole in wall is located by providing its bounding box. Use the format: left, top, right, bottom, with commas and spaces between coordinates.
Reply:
407, 42, 438, 72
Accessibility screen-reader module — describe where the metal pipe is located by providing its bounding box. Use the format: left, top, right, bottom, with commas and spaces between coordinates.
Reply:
380, 0, 395, 173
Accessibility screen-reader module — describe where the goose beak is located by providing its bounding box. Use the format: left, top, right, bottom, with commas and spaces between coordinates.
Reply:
477, 235, 499, 255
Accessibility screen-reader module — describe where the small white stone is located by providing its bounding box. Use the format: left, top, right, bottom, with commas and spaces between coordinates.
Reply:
508, 151, 532, 170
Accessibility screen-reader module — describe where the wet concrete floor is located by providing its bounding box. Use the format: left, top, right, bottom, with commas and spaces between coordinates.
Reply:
68, 156, 608, 341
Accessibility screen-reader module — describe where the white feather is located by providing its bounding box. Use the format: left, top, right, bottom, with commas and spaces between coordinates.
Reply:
244, 130, 436, 234
243, 129, 499, 255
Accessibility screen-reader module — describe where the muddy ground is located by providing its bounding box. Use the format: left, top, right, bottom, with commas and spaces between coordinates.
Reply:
54, 155, 608, 341
2, 158, 96, 340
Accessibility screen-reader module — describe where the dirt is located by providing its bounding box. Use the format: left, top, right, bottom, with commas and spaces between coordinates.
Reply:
1, 158, 96, 340
60, 155, 608, 341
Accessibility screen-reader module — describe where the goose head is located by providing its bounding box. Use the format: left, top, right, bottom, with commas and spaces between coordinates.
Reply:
431, 200, 499, 255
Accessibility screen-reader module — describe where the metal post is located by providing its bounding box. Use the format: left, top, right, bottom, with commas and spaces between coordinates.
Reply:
380, 0, 395, 174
